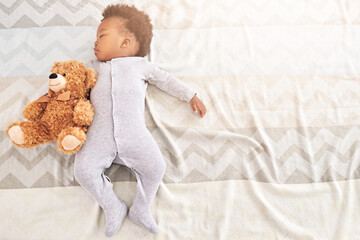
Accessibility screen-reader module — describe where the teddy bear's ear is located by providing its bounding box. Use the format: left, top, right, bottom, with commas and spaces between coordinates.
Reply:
51, 61, 60, 72
85, 68, 97, 89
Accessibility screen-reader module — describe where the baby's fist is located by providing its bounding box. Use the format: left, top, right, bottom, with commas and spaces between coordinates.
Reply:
189, 95, 206, 118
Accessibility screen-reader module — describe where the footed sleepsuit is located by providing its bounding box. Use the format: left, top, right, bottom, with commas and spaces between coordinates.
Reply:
74, 57, 196, 236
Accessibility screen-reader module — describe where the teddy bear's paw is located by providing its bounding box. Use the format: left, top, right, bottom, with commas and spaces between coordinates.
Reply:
8, 126, 25, 145
61, 135, 81, 151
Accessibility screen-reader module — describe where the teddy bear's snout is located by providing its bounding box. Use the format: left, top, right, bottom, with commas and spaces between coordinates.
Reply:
49, 73, 58, 79
48, 73, 66, 92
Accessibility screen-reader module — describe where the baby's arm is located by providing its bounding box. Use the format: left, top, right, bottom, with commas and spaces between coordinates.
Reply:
86, 60, 100, 74
146, 63, 206, 117
146, 63, 196, 102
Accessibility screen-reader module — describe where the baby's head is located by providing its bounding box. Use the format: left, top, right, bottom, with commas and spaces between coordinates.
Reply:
94, 4, 153, 61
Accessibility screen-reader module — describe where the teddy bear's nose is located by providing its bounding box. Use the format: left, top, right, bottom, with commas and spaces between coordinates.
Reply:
49, 73, 57, 79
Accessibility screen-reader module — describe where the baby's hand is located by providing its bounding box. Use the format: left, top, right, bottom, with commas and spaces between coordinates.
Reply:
189, 95, 206, 118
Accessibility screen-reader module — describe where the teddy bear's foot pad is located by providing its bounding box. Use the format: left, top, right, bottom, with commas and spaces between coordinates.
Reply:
8, 126, 25, 145
61, 135, 81, 150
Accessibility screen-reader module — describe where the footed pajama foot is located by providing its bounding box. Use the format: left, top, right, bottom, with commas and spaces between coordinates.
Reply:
104, 200, 128, 237
129, 207, 159, 234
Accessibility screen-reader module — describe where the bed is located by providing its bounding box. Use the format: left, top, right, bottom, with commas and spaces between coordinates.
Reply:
1, 0, 360, 239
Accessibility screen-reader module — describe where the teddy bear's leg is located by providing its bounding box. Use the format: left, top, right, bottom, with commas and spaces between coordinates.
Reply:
57, 127, 87, 154
8, 125, 24, 145
7, 121, 52, 148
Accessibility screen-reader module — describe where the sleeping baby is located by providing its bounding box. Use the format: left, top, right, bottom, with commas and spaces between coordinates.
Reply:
74, 4, 206, 237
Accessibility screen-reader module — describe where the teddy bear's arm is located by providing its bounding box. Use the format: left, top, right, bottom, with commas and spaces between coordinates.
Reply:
23, 101, 47, 121
73, 99, 94, 126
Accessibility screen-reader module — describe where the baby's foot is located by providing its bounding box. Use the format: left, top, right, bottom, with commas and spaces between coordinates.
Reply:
104, 200, 128, 237
129, 207, 159, 234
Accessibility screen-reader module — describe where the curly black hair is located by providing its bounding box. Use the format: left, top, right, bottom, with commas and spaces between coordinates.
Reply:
102, 4, 153, 57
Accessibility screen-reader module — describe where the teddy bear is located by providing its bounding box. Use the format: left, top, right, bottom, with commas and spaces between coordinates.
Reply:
7, 60, 97, 154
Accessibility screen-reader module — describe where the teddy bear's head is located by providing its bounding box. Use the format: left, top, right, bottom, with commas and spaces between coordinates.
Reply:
49, 60, 97, 98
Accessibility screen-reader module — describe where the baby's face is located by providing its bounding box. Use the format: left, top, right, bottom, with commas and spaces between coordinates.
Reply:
94, 17, 139, 61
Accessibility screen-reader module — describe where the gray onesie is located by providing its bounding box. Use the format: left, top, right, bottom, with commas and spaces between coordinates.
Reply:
74, 57, 196, 236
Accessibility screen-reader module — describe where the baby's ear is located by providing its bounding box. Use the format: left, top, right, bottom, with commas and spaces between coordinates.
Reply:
85, 68, 97, 89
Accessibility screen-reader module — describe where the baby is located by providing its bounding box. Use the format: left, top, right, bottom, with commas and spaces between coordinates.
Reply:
74, 4, 206, 237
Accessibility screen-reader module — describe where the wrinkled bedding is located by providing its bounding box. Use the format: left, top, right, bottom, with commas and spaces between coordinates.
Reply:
1, 0, 360, 239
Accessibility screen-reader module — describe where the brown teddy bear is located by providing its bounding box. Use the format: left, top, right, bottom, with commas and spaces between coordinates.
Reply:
7, 60, 97, 154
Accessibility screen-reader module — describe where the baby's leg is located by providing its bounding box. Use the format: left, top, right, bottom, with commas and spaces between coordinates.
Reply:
126, 153, 166, 234
74, 153, 127, 237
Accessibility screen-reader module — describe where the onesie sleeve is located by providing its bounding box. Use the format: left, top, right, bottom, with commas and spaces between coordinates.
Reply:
145, 62, 196, 102
86, 59, 100, 74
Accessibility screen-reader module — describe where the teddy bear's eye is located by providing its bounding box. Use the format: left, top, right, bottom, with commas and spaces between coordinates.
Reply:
63, 74, 66, 77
